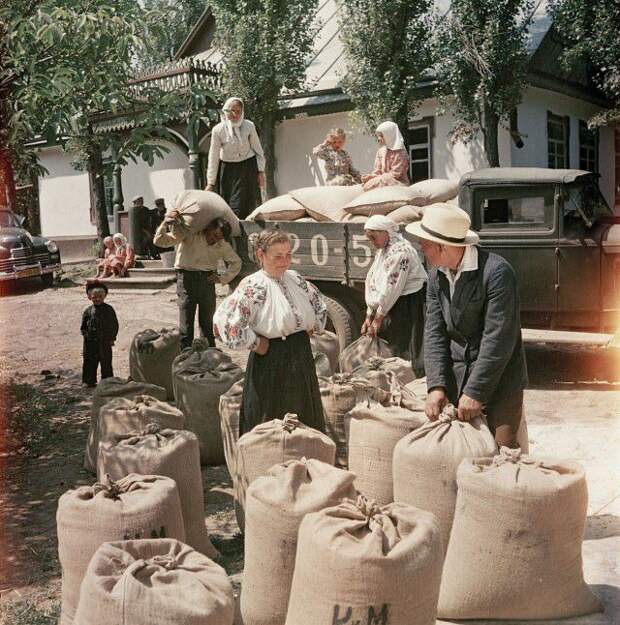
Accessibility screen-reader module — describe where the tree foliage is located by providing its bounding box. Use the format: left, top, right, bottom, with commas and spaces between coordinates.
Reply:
549, 0, 620, 126
208, 0, 319, 197
339, 0, 432, 138
432, 0, 535, 166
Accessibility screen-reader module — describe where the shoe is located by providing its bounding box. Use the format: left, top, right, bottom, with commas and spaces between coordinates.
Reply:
82, 382, 97, 388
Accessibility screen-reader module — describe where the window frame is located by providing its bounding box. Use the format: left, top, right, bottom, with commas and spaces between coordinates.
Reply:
547, 111, 570, 169
578, 119, 598, 173
407, 118, 434, 183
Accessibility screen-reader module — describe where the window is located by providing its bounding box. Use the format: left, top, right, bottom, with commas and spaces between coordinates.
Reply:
547, 112, 569, 169
579, 120, 598, 173
408, 124, 431, 183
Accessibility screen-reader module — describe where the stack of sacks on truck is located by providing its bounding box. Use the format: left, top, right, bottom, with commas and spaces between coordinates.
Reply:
241, 458, 357, 625
234, 413, 336, 530
84, 377, 167, 473
74, 538, 234, 625
172, 339, 244, 465
129, 327, 181, 400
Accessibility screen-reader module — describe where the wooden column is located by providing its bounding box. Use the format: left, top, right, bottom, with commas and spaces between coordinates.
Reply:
111, 145, 124, 233
187, 120, 202, 190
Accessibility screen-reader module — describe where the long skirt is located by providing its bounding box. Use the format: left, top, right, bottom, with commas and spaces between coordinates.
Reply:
218, 155, 260, 219
239, 330, 325, 436
378, 287, 426, 378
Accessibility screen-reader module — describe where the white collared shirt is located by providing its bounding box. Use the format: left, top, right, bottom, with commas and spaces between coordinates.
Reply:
439, 245, 478, 298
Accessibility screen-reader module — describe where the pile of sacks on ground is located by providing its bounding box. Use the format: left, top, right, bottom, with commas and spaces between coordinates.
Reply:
57, 327, 602, 625
247, 178, 459, 225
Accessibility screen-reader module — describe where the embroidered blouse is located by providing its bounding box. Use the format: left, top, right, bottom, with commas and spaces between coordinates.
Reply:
313, 142, 361, 185
213, 269, 328, 350
363, 147, 410, 190
365, 232, 427, 317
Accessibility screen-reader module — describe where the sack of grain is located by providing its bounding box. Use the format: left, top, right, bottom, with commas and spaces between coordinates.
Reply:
74, 538, 234, 625
393, 404, 497, 554
173, 189, 240, 236
438, 448, 602, 619
97, 424, 217, 559
410, 179, 458, 205
129, 327, 180, 399
219, 379, 244, 482
348, 397, 426, 504
310, 330, 340, 374
352, 356, 415, 390
343, 186, 426, 216
342, 213, 368, 223
388, 204, 424, 224
285, 496, 443, 625
247, 195, 307, 222
84, 378, 167, 473
289, 185, 363, 222
98, 395, 184, 448
57, 474, 185, 625
313, 352, 332, 377
339, 335, 394, 373
235, 413, 336, 530
516, 407, 529, 453
242, 459, 357, 625
172, 341, 244, 465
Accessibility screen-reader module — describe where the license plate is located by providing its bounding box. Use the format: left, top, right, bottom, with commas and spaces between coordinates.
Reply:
17, 266, 41, 279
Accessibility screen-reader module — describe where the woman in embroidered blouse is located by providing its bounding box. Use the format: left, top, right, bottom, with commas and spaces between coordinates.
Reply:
313, 128, 361, 186
362, 215, 427, 377
361, 121, 410, 191
213, 230, 327, 435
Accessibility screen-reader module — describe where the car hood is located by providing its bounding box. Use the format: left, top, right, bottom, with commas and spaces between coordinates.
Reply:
0, 227, 33, 249
602, 224, 620, 254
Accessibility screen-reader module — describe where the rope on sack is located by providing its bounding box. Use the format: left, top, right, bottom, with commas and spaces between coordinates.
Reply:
127, 553, 180, 577
282, 413, 301, 432
438, 404, 458, 423
355, 494, 381, 524
92, 474, 124, 499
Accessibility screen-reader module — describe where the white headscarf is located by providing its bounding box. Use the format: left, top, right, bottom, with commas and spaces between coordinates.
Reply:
364, 215, 399, 234
221, 97, 244, 142
376, 121, 406, 151
112, 233, 128, 252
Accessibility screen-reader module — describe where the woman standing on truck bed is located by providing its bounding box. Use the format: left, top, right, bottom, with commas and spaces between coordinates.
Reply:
361, 121, 410, 190
213, 229, 327, 435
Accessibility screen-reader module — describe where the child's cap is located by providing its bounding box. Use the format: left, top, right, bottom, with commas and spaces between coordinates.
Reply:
85, 280, 108, 295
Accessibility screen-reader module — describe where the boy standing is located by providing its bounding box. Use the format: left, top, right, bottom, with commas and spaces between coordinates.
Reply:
81, 281, 119, 387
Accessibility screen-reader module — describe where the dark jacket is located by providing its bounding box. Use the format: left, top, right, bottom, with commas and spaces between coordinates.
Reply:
81, 303, 119, 345
425, 248, 528, 407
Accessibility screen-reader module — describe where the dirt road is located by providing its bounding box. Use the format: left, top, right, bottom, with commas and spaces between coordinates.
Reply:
0, 271, 618, 624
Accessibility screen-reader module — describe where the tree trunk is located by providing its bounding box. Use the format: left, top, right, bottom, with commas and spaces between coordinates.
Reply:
0, 148, 17, 210
87, 138, 111, 247
481, 101, 500, 167
260, 111, 278, 200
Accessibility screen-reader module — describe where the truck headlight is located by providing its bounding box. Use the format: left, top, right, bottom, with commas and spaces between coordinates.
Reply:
46, 240, 59, 254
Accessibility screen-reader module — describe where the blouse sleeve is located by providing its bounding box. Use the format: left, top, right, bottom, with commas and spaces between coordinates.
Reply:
293, 273, 327, 333
206, 126, 222, 186
312, 142, 334, 163
386, 149, 409, 183
248, 121, 266, 173
371, 149, 383, 176
375, 249, 413, 316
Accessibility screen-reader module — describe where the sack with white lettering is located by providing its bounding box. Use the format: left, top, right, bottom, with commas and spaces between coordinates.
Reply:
57, 474, 185, 625
242, 459, 357, 625
310, 330, 340, 374
338, 336, 394, 373
173, 189, 240, 236
74, 538, 234, 625
285, 496, 443, 625
410, 179, 458, 204
438, 448, 602, 619
352, 356, 415, 391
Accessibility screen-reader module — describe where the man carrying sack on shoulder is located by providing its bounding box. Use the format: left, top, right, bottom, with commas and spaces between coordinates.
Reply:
406, 204, 528, 448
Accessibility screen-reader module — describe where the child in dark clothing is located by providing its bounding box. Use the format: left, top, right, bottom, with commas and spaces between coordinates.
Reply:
81, 281, 119, 387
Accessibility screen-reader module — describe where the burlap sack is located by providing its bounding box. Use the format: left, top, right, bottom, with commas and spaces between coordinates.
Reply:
352, 356, 415, 390
172, 342, 244, 465
343, 186, 426, 216
97, 424, 218, 558
219, 379, 244, 483
85, 377, 167, 473
388, 204, 424, 224
285, 496, 443, 625
57, 474, 185, 625
247, 195, 307, 221
342, 213, 368, 223
309, 330, 340, 374
516, 407, 529, 452
438, 448, 602, 619
235, 414, 336, 530
173, 189, 240, 236
393, 405, 497, 554
129, 327, 180, 399
74, 538, 234, 625
410, 179, 458, 204
348, 397, 426, 504
289, 185, 363, 222
314, 352, 332, 377
97, 395, 184, 448
242, 459, 357, 625
338, 336, 394, 373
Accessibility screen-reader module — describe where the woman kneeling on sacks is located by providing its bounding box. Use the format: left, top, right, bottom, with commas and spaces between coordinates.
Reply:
362, 215, 427, 377
213, 230, 327, 435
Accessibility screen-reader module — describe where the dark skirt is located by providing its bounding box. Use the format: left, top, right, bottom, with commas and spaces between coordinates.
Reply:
218, 155, 260, 219
378, 287, 426, 377
239, 330, 325, 436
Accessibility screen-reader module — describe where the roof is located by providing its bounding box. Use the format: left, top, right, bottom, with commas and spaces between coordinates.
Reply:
460, 168, 594, 185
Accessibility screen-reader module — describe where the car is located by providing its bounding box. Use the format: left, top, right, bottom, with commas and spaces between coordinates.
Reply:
0, 208, 62, 287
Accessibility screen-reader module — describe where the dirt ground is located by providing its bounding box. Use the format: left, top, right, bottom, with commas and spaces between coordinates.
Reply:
0, 267, 618, 625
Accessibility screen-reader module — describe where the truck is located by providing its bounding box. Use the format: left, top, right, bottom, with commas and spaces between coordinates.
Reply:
238, 168, 620, 350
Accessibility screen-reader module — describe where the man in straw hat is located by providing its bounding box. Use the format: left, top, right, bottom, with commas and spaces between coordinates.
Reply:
406, 203, 527, 448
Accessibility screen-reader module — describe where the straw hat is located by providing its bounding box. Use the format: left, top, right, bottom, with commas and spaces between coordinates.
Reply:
405, 203, 479, 246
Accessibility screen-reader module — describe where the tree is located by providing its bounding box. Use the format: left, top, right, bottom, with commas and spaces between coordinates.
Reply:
549, 0, 620, 126
208, 0, 319, 198
339, 0, 432, 139
433, 0, 535, 167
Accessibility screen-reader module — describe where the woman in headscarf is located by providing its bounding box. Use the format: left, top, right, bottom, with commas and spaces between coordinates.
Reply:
312, 128, 361, 186
206, 97, 266, 219
108, 233, 136, 278
361, 121, 410, 191
362, 215, 427, 377
95, 236, 115, 278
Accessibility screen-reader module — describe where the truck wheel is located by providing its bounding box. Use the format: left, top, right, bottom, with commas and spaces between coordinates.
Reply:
324, 296, 357, 351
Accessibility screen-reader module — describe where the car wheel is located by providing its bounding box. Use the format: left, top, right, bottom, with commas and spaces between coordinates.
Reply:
41, 272, 54, 288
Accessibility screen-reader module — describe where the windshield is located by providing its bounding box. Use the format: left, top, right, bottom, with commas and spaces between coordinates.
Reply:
565, 180, 612, 228
0, 211, 20, 228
